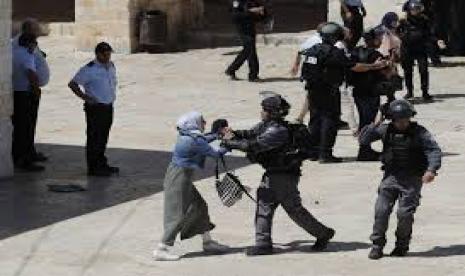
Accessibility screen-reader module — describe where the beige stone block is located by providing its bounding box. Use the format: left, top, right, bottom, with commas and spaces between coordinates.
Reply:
0, 118, 13, 178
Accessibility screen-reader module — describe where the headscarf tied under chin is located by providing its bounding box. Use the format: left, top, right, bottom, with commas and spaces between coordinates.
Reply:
176, 111, 204, 135
381, 12, 399, 30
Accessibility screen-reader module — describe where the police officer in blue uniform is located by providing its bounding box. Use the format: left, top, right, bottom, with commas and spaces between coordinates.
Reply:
68, 42, 119, 177
225, 0, 265, 82
12, 33, 44, 172
222, 95, 335, 256
359, 100, 442, 260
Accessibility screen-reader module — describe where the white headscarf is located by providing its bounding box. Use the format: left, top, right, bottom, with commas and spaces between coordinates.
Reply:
176, 111, 204, 133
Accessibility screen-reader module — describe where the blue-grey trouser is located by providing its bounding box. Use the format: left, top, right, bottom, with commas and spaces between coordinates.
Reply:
370, 173, 423, 249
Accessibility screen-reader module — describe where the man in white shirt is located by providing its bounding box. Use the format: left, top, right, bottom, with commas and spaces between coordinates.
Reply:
12, 19, 50, 163
68, 42, 119, 177
12, 34, 44, 172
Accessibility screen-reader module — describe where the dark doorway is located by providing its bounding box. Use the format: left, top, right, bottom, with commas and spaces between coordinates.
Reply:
13, 0, 75, 22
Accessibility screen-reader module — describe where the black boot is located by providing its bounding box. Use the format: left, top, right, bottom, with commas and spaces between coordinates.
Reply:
404, 91, 414, 99
368, 247, 384, 260
357, 146, 381, 162
246, 245, 274, 256
390, 246, 409, 257
312, 228, 335, 251
225, 70, 239, 81
422, 91, 434, 101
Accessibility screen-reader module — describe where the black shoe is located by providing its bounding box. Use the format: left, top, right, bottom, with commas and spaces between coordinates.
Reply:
319, 155, 343, 164
368, 247, 384, 260
16, 163, 45, 172
357, 147, 381, 162
312, 228, 335, 252
423, 93, 434, 101
32, 152, 49, 162
337, 120, 350, 130
248, 76, 261, 82
390, 247, 409, 257
245, 245, 274, 256
305, 151, 319, 161
105, 165, 120, 174
225, 70, 239, 81
88, 168, 112, 177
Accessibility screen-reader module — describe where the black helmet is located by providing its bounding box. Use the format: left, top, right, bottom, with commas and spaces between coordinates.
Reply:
363, 25, 386, 42
406, 0, 424, 12
261, 94, 291, 119
387, 99, 417, 120
319, 22, 345, 45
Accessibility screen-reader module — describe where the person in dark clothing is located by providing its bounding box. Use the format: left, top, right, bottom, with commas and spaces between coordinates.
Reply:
222, 94, 335, 256
68, 42, 120, 177
399, 0, 436, 100
340, 0, 367, 49
225, 0, 265, 82
359, 99, 442, 260
349, 27, 387, 161
300, 23, 390, 163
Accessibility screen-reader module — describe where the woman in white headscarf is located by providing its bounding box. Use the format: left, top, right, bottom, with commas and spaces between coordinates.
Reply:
154, 112, 230, 261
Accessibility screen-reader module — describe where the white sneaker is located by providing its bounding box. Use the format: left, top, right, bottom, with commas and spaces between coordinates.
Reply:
203, 240, 230, 254
153, 247, 180, 261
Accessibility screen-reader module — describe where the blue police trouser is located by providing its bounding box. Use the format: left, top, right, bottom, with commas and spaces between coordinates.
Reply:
227, 31, 259, 79
401, 51, 429, 95
370, 173, 423, 249
308, 110, 339, 158
255, 173, 331, 247
12, 92, 39, 165
84, 103, 113, 171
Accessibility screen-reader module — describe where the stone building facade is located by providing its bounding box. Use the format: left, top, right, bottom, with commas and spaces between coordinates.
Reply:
0, 0, 13, 178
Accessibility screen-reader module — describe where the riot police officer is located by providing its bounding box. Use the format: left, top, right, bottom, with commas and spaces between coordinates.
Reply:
300, 22, 389, 163
222, 95, 335, 256
399, 0, 436, 100
348, 27, 387, 161
359, 99, 442, 260
225, 0, 264, 82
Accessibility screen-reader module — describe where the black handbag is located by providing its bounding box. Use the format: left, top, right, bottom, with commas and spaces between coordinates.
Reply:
215, 157, 256, 207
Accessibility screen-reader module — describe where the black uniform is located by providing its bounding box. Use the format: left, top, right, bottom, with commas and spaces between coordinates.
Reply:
226, 0, 260, 80
223, 120, 334, 250
301, 43, 356, 160
360, 122, 442, 250
398, 14, 435, 98
349, 46, 384, 131
341, 1, 365, 49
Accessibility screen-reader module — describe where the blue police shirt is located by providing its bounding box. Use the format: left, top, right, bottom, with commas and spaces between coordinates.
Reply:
12, 35, 50, 87
72, 60, 117, 104
12, 46, 36, 92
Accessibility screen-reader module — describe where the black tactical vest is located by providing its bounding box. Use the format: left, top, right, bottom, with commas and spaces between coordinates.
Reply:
381, 123, 428, 175
300, 43, 344, 88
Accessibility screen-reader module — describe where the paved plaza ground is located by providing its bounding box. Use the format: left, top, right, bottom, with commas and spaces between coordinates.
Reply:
1, 37, 465, 276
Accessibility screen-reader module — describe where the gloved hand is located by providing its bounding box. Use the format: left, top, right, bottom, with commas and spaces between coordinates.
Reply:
221, 139, 249, 152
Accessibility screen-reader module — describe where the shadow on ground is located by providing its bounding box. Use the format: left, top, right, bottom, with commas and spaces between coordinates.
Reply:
0, 143, 250, 240
182, 240, 371, 258
409, 245, 465, 257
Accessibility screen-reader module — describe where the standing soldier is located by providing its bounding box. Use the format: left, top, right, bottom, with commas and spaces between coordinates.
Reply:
68, 42, 119, 177
222, 95, 335, 256
225, 0, 265, 82
300, 23, 389, 163
340, 0, 367, 49
359, 100, 442, 260
12, 34, 44, 172
399, 0, 438, 100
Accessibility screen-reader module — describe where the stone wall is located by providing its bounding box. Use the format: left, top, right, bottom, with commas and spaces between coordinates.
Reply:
75, 0, 204, 53
0, 0, 13, 178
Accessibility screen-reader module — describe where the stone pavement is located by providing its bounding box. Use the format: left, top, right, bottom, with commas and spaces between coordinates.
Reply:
1, 37, 465, 276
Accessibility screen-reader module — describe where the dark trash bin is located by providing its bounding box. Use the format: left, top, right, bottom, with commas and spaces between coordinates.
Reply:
139, 10, 168, 52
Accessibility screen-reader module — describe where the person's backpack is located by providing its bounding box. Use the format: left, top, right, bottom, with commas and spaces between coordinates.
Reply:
300, 43, 334, 87
285, 123, 315, 160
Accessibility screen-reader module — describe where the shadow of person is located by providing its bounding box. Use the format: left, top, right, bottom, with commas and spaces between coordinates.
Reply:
256, 77, 300, 83
433, 61, 465, 68
275, 240, 371, 254
181, 240, 371, 258
431, 93, 465, 100
409, 245, 465, 258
